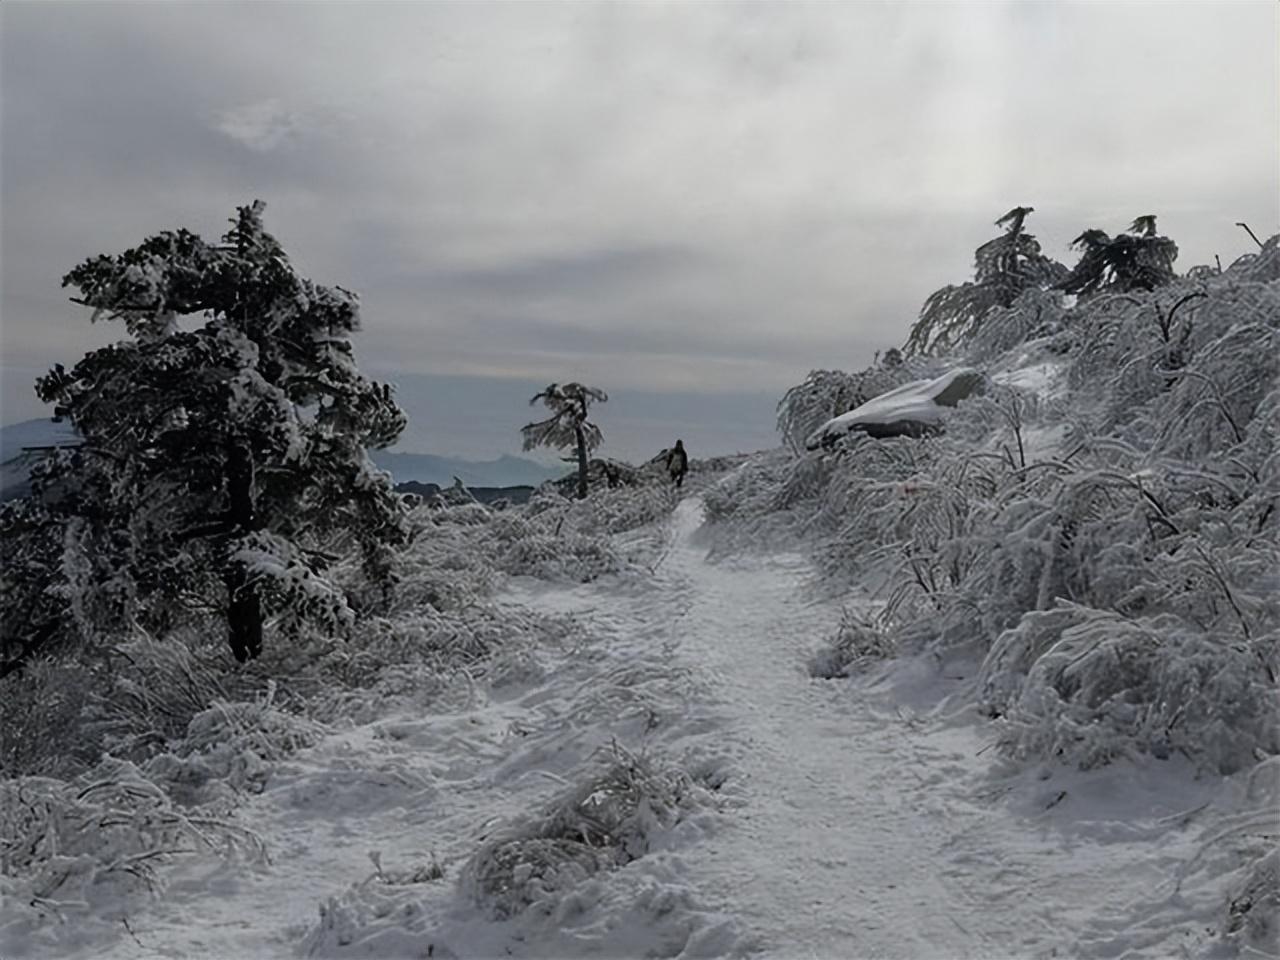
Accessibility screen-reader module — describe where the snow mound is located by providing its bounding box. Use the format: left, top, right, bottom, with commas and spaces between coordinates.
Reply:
804, 367, 985, 449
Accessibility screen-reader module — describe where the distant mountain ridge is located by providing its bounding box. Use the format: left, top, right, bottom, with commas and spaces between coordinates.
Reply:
0, 418, 79, 462
0, 418, 566, 497
369, 451, 565, 488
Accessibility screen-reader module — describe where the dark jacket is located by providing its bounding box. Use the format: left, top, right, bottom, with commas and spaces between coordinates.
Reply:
666, 443, 688, 475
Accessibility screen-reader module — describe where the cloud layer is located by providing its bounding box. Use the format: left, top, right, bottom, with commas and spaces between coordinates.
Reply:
2, 2, 1276, 455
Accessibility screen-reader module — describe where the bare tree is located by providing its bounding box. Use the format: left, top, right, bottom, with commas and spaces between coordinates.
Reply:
521, 383, 607, 499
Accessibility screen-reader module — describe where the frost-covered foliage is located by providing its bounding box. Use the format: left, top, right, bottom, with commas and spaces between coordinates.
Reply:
2, 456, 678, 782
708, 237, 1280, 775
0, 756, 264, 921
982, 607, 1276, 771
301, 854, 447, 957
0, 477, 642, 929
0, 633, 251, 780
5, 201, 407, 664
905, 207, 1068, 356
809, 608, 897, 679
461, 746, 712, 919
396, 477, 680, 591
702, 448, 838, 557
965, 287, 1070, 365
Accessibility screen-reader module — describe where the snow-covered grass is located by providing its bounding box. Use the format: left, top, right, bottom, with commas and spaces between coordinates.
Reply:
462, 744, 715, 920
808, 607, 897, 679
1, 756, 266, 938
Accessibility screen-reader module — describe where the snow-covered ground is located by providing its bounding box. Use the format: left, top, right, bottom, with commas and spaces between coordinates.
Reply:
5, 499, 1274, 959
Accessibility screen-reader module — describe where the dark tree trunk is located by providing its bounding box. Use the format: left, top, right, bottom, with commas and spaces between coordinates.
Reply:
225, 562, 263, 663
224, 441, 263, 661
575, 425, 588, 500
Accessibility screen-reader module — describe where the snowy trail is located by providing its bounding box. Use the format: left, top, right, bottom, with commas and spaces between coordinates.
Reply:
608, 499, 1233, 959
647, 500, 994, 957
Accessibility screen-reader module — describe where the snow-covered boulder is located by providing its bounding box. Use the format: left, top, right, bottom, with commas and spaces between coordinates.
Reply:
804, 367, 985, 450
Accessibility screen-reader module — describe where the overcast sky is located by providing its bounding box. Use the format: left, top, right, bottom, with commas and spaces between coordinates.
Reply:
2, 1, 1276, 460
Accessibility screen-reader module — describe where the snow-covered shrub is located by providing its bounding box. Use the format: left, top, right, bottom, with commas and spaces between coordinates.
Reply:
395, 479, 679, 590
0, 631, 257, 779
0, 756, 263, 913
982, 606, 1278, 773
1176, 758, 1280, 951
776, 370, 865, 455
393, 503, 500, 611
966, 287, 1068, 363
488, 485, 676, 582
462, 746, 711, 919
171, 693, 328, 793
296, 604, 580, 721
301, 853, 446, 958
702, 448, 836, 557
709, 235, 1280, 776
1232, 232, 1280, 283
588, 481, 679, 535
0, 659, 103, 779
495, 530, 621, 583
90, 634, 244, 757
809, 609, 896, 678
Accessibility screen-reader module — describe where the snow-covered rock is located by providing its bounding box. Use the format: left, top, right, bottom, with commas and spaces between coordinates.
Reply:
804, 367, 985, 449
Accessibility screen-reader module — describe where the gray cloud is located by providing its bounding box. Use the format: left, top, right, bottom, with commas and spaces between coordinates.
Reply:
2, 1, 1276, 455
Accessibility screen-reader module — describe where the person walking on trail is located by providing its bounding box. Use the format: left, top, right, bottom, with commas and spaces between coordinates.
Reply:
666, 439, 689, 489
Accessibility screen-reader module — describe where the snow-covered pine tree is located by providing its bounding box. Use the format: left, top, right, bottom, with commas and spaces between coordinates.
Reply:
21, 201, 407, 662
905, 206, 1067, 356
521, 383, 607, 500
1056, 215, 1179, 297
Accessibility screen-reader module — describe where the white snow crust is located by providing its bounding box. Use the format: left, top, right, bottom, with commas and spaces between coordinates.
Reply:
804, 368, 985, 449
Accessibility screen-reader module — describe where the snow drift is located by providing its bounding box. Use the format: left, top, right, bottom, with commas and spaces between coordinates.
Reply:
804, 367, 985, 449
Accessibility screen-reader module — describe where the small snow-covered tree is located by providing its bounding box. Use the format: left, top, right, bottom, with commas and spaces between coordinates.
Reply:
1056, 215, 1179, 297
905, 206, 1067, 356
521, 383, 607, 500
21, 201, 407, 662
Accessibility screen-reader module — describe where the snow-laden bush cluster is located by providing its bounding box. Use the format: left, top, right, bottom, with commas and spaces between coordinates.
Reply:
0, 461, 683, 926
0, 755, 265, 923
399, 477, 679, 590
706, 237, 1280, 778
461, 745, 714, 920
809, 608, 897, 679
